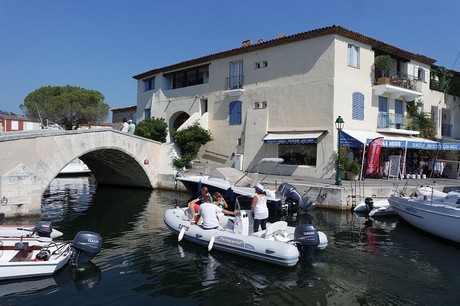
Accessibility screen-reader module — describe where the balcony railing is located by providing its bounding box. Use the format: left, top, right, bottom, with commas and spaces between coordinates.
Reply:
377, 112, 423, 132
226, 75, 244, 91
375, 70, 422, 92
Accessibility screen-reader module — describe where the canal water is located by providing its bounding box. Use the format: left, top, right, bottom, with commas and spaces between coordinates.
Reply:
1, 176, 459, 305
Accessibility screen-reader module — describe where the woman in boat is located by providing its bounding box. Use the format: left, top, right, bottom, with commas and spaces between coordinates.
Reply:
212, 192, 228, 209
188, 186, 211, 219
192, 195, 235, 229
251, 184, 269, 233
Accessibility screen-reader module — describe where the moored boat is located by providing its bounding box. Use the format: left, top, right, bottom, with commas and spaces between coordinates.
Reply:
0, 231, 102, 281
388, 193, 460, 243
163, 199, 327, 267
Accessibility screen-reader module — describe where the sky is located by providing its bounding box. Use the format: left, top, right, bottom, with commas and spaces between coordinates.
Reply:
1, 0, 459, 118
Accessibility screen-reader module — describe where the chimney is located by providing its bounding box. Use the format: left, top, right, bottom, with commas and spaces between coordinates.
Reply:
257, 39, 264, 44
276, 34, 285, 39
242, 39, 252, 47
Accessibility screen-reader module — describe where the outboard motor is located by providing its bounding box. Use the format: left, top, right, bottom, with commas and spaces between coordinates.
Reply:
364, 197, 374, 212
70, 231, 102, 265
294, 224, 320, 260
299, 197, 315, 212
32, 221, 53, 237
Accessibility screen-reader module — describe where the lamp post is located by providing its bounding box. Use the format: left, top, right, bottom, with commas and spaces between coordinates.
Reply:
335, 116, 345, 186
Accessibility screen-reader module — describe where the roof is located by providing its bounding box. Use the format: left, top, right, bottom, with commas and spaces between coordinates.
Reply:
110, 105, 137, 112
0, 114, 39, 122
133, 24, 437, 80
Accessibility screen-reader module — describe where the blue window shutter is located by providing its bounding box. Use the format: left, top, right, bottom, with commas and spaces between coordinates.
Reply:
229, 101, 242, 125
352, 92, 364, 120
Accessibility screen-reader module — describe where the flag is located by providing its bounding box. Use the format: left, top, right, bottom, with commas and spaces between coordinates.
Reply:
366, 137, 384, 176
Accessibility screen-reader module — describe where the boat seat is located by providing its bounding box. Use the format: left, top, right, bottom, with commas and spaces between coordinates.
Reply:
252, 221, 288, 239
10, 247, 35, 262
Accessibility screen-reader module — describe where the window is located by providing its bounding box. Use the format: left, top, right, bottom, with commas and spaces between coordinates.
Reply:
255, 62, 261, 69
279, 144, 317, 166
11, 120, 18, 130
262, 61, 268, 68
143, 78, 155, 91
229, 60, 243, 90
229, 100, 242, 125
347, 44, 359, 68
352, 92, 364, 120
144, 109, 151, 120
254, 101, 267, 109
164, 65, 209, 90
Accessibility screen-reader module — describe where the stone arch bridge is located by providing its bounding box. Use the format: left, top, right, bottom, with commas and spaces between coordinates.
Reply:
0, 128, 175, 217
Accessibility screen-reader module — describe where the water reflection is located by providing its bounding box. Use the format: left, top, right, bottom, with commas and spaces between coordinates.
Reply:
2, 177, 460, 305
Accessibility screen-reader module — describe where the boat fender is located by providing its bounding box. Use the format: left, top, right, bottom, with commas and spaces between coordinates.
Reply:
36, 250, 51, 261
208, 236, 215, 251
178, 227, 186, 242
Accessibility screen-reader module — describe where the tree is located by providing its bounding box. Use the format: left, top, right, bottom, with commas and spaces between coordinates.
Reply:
135, 117, 168, 142
172, 122, 212, 168
20, 85, 109, 129
406, 99, 436, 140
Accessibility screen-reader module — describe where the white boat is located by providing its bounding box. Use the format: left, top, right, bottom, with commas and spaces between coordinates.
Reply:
163, 199, 327, 267
59, 158, 91, 175
0, 221, 63, 241
368, 205, 395, 217
388, 193, 460, 243
0, 231, 102, 280
175, 158, 314, 214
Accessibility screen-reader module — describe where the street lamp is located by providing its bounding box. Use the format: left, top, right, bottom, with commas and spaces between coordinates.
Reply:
335, 116, 345, 186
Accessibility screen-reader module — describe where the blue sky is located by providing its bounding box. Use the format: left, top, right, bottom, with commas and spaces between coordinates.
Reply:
1, 0, 459, 118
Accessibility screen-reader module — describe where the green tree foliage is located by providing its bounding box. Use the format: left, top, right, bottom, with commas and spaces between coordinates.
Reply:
135, 117, 168, 142
406, 99, 436, 140
20, 85, 109, 130
172, 122, 212, 168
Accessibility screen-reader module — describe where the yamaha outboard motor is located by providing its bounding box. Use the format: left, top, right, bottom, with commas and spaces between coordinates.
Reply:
70, 231, 102, 265
364, 197, 374, 212
294, 224, 320, 260
33, 221, 53, 237
278, 182, 314, 213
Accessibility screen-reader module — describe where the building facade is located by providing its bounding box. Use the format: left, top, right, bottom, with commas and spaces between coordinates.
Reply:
0, 115, 41, 132
133, 25, 459, 179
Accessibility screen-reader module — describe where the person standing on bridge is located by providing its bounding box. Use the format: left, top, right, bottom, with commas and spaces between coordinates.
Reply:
128, 119, 136, 135
121, 118, 129, 132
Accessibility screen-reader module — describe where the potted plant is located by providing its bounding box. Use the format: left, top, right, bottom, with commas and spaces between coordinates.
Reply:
347, 159, 362, 181
374, 55, 393, 85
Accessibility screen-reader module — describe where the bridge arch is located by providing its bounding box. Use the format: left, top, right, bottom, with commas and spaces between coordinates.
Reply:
0, 129, 166, 217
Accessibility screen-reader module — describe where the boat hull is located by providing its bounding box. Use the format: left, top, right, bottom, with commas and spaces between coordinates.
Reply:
0, 242, 71, 281
388, 195, 460, 243
164, 207, 327, 267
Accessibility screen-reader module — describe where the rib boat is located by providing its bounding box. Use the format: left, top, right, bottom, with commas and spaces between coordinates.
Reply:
164, 198, 327, 267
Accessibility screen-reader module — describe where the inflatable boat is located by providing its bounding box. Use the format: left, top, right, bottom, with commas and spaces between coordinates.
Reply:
164, 200, 327, 267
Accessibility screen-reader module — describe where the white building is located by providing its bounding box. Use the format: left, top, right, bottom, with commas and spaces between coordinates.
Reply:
133, 25, 460, 179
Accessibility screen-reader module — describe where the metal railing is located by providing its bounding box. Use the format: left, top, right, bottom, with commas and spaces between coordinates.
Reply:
375, 70, 422, 92
377, 112, 415, 130
226, 75, 244, 90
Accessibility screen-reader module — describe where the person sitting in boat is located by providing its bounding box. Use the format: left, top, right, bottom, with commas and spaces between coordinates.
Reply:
251, 184, 269, 233
188, 186, 211, 219
192, 195, 236, 229
212, 192, 228, 209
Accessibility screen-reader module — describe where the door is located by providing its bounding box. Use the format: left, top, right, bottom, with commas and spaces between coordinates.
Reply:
229, 60, 243, 90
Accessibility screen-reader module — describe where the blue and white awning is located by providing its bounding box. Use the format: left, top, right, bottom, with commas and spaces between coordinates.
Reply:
340, 129, 460, 150
263, 132, 324, 144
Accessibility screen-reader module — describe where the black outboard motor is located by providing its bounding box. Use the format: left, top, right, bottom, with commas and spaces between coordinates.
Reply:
294, 224, 320, 260
364, 197, 374, 212
278, 182, 314, 213
32, 221, 53, 237
70, 231, 102, 265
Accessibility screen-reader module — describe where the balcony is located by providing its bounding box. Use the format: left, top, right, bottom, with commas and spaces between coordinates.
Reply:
376, 113, 420, 135
373, 70, 422, 101
225, 75, 244, 96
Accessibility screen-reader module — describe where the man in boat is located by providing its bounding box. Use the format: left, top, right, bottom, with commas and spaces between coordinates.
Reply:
188, 186, 211, 219
192, 195, 236, 229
